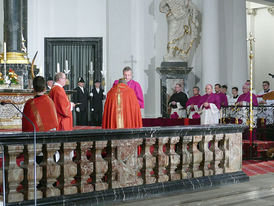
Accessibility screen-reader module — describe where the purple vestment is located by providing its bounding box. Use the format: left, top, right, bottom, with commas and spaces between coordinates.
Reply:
186, 95, 201, 107
198, 93, 221, 110
113, 79, 144, 108
216, 92, 228, 106
236, 92, 258, 106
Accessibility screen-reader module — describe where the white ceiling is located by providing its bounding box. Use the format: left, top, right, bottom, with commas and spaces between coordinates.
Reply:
247, 0, 274, 6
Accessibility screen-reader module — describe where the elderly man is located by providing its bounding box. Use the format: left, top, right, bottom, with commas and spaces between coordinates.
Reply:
186, 86, 201, 119
49, 72, 75, 131
236, 84, 258, 106
198, 84, 221, 124
113, 66, 144, 109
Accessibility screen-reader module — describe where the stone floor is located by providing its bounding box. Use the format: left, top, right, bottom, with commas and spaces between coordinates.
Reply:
112, 173, 274, 206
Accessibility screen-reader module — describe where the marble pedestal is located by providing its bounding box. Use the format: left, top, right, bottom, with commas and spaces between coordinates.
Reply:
157, 62, 192, 118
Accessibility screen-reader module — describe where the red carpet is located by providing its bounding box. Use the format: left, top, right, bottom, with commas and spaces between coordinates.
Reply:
242, 160, 274, 176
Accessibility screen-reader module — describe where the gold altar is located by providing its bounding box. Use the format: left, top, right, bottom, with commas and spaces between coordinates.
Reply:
0, 89, 33, 129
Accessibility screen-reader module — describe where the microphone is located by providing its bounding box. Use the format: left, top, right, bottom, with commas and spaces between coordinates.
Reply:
1, 101, 37, 206
269, 73, 274, 78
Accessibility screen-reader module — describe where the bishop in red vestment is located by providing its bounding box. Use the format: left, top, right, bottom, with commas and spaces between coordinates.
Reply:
49, 73, 75, 131
22, 76, 58, 132
102, 79, 142, 129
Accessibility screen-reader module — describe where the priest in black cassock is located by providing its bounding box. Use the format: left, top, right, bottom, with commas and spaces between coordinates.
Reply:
90, 80, 105, 126
168, 83, 188, 118
73, 77, 90, 125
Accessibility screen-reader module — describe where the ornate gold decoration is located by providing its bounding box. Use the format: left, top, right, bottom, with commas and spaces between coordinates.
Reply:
0, 52, 29, 64
247, 33, 255, 142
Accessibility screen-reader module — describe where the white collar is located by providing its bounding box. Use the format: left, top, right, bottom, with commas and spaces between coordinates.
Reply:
54, 82, 63, 88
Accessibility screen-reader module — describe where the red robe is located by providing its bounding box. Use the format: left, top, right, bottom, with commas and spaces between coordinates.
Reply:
102, 83, 143, 129
22, 95, 58, 132
49, 85, 73, 131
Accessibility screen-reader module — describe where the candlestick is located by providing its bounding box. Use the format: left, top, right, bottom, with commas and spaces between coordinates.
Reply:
57, 63, 60, 73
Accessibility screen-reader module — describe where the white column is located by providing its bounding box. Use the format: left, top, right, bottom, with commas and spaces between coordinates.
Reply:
231, 0, 248, 89
202, 0, 220, 89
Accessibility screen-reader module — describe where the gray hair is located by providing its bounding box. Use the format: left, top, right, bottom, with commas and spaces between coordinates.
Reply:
54, 72, 65, 82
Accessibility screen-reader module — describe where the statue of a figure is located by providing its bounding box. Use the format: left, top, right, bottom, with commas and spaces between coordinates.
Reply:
160, 0, 200, 62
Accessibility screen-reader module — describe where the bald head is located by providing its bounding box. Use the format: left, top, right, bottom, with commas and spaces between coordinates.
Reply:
205, 84, 213, 95
242, 84, 250, 94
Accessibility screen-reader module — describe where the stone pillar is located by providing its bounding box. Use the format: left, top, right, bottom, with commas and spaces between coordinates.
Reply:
4, 0, 22, 53
21, 0, 28, 49
3, 0, 29, 64
231, 0, 248, 89
202, 0, 220, 88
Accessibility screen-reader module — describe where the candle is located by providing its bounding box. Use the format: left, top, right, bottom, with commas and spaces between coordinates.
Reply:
65, 60, 68, 71
90, 61, 93, 73
57, 63, 60, 73
3, 42, 6, 62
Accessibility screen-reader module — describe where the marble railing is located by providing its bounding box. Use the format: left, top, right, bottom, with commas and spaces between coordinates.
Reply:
221, 105, 274, 126
0, 124, 248, 205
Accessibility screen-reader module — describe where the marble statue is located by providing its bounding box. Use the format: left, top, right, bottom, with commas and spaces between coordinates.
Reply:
160, 0, 200, 62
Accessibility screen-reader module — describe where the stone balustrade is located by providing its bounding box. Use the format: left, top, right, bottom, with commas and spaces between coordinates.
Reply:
0, 124, 248, 205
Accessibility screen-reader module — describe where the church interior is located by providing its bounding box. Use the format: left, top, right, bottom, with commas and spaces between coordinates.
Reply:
0, 0, 273, 205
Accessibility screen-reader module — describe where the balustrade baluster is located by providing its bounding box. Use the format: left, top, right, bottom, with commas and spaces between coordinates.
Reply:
45, 143, 61, 197
95, 141, 108, 191
63, 143, 77, 195
169, 137, 180, 180
192, 136, 203, 178
80, 142, 94, 193
202, 135, 213, 176
181, 136, 192, 179
7, 145, 24, 202
27, 144, 43, 200
157, 137, 169, 182
144, 138, 156, 184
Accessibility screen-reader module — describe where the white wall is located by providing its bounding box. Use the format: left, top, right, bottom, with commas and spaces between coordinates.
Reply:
0, 0, 3, 51
28, 0, 107, 76
246, 3, 274, 93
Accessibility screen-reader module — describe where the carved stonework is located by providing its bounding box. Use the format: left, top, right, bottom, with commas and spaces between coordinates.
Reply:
213, 134, 224, 175
202, 135, 213, 176
144, 138, 156, 184
225, 133, 242, 173
45, 143, 61, 197
80, 142, 94, 193
27, 144, 43, 200
160, 0, 200, 62
7, 145, 24, 202
192, 136, 203, 178
169, 137, 180, 180
157, 137, 169, 182
111, 139, 143, 188
63, 143, 77, 195
181, 136, 192, 179
95, 141, 108, 191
